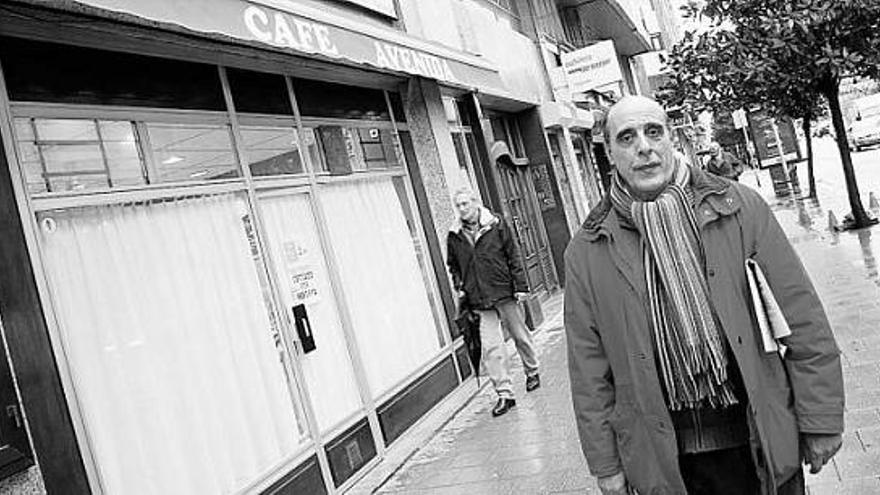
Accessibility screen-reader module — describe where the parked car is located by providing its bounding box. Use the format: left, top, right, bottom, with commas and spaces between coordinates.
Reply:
849, 116, 880, 151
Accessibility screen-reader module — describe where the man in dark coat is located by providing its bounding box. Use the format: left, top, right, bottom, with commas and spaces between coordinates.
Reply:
564, 96, 843, 494
705, 141, 744, 181
447, 188, 540, 417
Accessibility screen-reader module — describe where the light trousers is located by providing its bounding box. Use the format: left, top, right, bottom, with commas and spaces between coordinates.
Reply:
477, 299, 540, 399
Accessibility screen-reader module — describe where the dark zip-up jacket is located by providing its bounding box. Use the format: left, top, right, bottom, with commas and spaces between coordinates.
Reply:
447, 207, 528, 310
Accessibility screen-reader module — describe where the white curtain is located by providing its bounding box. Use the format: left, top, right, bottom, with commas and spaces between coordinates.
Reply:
258, 193, 364, 432
38, 194, 307, 494
319, 177, 442, 398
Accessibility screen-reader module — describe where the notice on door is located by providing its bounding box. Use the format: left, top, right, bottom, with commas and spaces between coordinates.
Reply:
282, 240, 320, 305
289, 268, 319, 305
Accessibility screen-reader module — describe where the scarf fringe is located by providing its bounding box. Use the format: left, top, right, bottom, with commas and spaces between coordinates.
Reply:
611, 165, 738, 412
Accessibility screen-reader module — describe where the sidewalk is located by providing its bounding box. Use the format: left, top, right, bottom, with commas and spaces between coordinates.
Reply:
347, 169, 880, 495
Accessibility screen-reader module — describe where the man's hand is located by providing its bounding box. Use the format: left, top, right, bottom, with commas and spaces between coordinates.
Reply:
597, 472, 629, 495
801, 433, 843, 474
514, 292, 529, 302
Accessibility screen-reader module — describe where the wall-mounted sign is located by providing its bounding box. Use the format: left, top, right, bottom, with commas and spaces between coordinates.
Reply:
561, 40, 624, 94
242, 5, 458, 82
68, 0, 502, 88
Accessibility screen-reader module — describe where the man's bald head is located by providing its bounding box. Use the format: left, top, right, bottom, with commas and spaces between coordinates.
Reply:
603, 95, 677, 199
603, 96, 670, 144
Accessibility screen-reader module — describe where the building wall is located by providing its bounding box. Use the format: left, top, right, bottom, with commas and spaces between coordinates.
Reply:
399, 0, 552, 105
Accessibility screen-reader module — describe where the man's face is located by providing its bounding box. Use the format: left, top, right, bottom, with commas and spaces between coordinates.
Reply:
454, 194, 479, 223
606, 98, 676, 198
709, 143, 720, 156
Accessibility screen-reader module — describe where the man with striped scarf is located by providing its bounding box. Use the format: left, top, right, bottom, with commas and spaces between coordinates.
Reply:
564, 96, 844, 494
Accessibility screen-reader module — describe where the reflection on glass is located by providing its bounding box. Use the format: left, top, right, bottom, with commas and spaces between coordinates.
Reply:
302, 128, 326, 173
35, 119, 97, 141
13, 117, 145, 193
391, 175, 445, 347
147, 123, 239, 183
240, 126, 304, 177
315, 125, 401, 173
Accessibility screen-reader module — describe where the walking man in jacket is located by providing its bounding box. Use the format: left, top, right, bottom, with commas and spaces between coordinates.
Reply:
704, 141, 744, 181
564, 96, 844, 494
447, 188, 540, 417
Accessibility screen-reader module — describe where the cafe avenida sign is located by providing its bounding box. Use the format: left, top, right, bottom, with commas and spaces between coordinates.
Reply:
243, 5, 458, 82
66, 0, 498, 89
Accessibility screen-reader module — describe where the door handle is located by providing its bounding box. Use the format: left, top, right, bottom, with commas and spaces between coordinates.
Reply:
292, 304, 317, 353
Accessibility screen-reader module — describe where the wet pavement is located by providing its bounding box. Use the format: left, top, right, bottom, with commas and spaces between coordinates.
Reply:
347, 139, 880, 495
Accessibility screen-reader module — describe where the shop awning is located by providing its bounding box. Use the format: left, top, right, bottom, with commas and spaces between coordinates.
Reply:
540, 101, 595, 130
6, 0, 506, 93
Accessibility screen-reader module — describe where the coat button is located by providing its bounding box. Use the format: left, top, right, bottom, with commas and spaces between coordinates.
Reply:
708, 268, 716, 277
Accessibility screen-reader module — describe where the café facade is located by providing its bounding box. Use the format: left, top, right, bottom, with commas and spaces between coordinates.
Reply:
0, 1, 521, 494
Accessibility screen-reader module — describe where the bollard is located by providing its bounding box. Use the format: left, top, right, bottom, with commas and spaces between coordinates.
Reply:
870, 192, 880, 211
828, 210, 840, 232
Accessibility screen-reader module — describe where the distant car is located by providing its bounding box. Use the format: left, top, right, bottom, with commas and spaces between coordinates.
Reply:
849, 116, 880, 151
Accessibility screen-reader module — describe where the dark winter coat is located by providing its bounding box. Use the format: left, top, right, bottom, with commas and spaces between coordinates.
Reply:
564, 167, 844, 494
447, 207, 528, 310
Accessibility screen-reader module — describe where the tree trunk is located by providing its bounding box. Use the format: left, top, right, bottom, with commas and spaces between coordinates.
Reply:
802, 116, 816, 198
824, 81, 873, 228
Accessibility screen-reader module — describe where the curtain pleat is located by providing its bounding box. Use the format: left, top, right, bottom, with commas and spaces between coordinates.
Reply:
38, 193, 306, 494
319, 178, 442, 398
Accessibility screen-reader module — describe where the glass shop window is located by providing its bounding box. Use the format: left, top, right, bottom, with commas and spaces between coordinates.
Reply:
145, 123, 240, 183
314, 126, 402, 173
388, 92, 407, 123
0, 37, 225, 110
13, 118, 146, 194
293, 78, 391, 121
227, 68, 293, 116
239, 126, 305, 176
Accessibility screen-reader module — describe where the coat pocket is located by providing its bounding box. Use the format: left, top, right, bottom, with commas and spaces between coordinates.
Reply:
610, 403, 656, 493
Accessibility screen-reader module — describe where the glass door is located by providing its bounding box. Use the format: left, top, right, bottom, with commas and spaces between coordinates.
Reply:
257, 190, 365, 434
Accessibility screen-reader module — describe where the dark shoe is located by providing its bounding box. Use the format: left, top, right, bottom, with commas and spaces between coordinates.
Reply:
526, 374, 541, 392
491, 398, 516, 417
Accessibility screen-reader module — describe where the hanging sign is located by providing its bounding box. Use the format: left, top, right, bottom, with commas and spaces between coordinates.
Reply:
562, 40, 624, 94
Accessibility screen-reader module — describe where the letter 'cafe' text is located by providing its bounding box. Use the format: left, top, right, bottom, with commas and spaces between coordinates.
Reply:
243, 5, 458, 83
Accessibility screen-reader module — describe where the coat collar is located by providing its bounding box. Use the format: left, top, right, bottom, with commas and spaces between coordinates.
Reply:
450, 206, 498, 235
581, 166, 739, 242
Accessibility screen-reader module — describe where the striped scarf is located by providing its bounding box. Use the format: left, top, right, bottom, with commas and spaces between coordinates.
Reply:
610, 164, 737, 411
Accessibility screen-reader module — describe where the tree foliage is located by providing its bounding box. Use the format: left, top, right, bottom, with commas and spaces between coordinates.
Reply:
658, 0, 880, 227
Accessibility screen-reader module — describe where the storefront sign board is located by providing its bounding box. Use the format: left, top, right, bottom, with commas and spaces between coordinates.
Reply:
68, 0, 502, 90
561, 40, 624, 94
